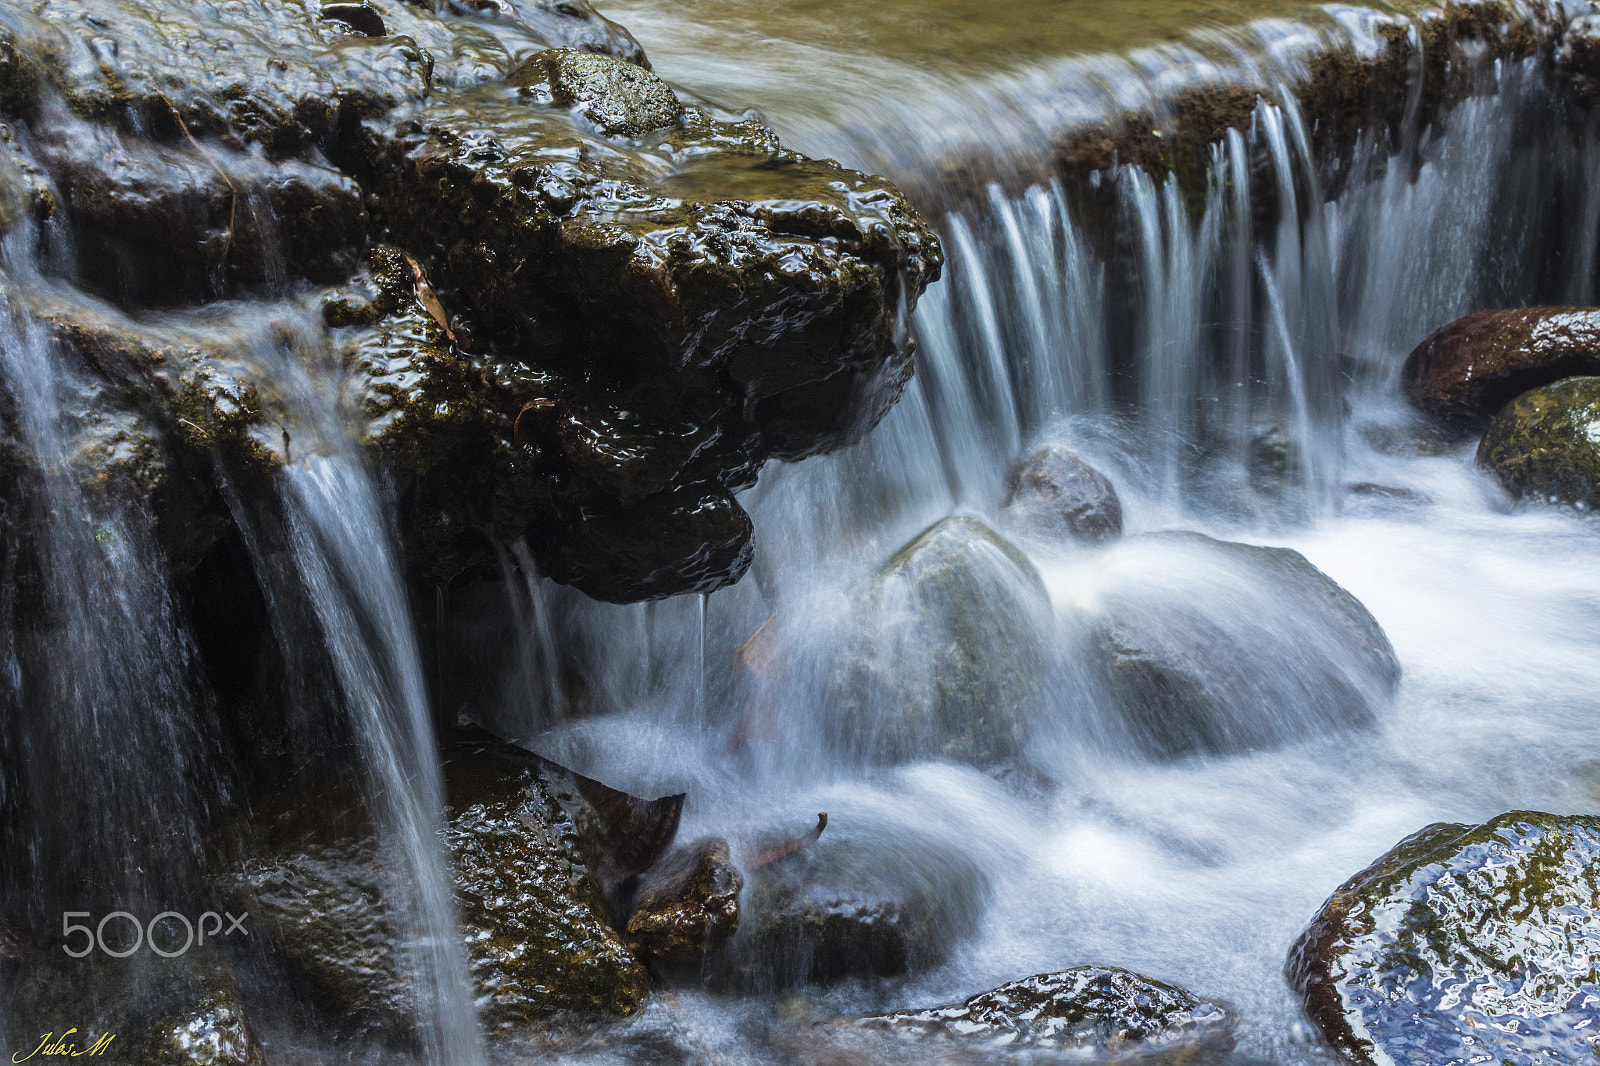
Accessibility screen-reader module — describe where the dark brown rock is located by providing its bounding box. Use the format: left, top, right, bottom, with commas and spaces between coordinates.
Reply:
1002, 445, 1122, 542
1287, 812, 1600, 1066
624, 836, 742, 964
1401, 307, 1600, 426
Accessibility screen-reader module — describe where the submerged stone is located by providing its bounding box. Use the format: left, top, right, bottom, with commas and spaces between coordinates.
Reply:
834, 516, 1054, 768
1402, 307, 1600, 427
1070, 533, 1399, 759
711, 816, 986, 991
1476, 376, 1600, 508
1288, 811, 1600, 1066
850, 967, 1235, 1056
1002, 445, 1123, 542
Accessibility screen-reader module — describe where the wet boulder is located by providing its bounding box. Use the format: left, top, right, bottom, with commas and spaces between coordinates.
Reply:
849, 967, 1235, 1057
1068, 533, 1399, 759
367, 88, 940, 599
1476, 376, 1600, 508
623, 836, 742, 964
1288, 811, 1600, 1066
1002, 445, 1123, 542
1401, 307, 1600, 427
444, 756, 652, 1031
832, 516, 1054, 768
3, 948, 265, 1066
225, 759, 653, 1043
4, 0, 942, 604
29, 109, 367, 306
711, 816, 986, 991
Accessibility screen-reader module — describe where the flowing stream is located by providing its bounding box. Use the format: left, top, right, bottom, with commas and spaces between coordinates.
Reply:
1, 0, 1598, 1061
470, 2, 1600, 1061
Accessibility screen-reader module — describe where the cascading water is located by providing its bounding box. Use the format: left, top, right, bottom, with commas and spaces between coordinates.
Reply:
4, 0, 1600, 1058
0, 218, 482, 1060
464, 25, 1600, 1066
215, 319, 486, 1066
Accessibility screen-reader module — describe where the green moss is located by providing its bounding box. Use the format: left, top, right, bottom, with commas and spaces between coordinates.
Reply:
1477, 376, 1600, 508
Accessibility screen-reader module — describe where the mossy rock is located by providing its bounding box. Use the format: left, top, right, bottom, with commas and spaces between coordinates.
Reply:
224, 761, 649, 1045
508, 48, 681, 137
1288, 812, 1600, 1066
1477, 376, 1600, 508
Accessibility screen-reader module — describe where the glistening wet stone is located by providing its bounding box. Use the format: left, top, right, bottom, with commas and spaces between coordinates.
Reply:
1477, 376, 1600, 509
850, 966, 1235, 1056
1288, 811, 1600, 1066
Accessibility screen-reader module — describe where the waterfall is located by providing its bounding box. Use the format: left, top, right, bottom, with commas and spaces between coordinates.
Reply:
220, 321, 486, 1066
0, 237, 208, 917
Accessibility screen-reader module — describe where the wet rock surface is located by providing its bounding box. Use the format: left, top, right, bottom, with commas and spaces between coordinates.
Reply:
443, 753, 652, 1030
832, 516, 1054, 768
3, 949, 266, 1066
711, 816, 987, 991
1559, 13, 1600, 107
223, 755, 653, 1043
0, 0, 941, 603
1002, 445, 1123, 542
1476, 375, 1600, 508
1401, 307, 1600, 427
623, 836, 742, 964
850, 967, 1235, 1057
1074, 533, 1399, 759
1288, 811, 1600, 1066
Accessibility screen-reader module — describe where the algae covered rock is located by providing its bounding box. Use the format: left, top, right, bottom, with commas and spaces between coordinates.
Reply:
1071, 533, 1399, 759
851, 967, 1235, 1057
1287, 812, 1600, 1066
833, 516, 1054, 768
712, 816, 986, 991
623, 836, 742, 965
1402, 307, 1600, 426
1002, 445, 1123, 542
1476, 376, 1600, 508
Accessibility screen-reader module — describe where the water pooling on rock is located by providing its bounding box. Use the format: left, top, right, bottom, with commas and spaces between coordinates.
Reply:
3, 0, 1600, 1062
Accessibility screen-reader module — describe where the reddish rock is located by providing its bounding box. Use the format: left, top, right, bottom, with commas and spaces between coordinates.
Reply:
1401, 307, 1600, 425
